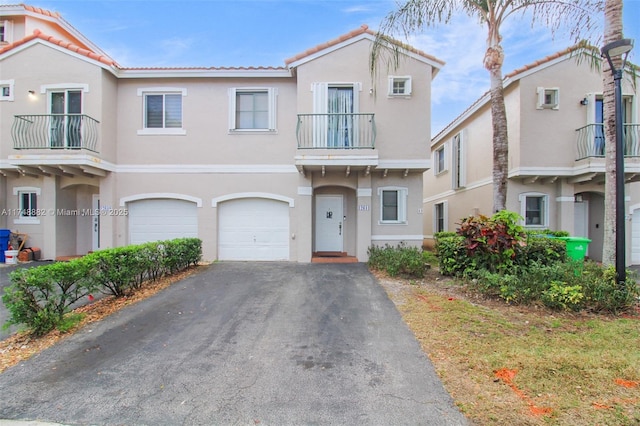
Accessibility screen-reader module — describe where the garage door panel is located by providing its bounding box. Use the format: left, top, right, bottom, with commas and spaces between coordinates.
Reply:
218, 198, 289, 261
129, 199, 198, 245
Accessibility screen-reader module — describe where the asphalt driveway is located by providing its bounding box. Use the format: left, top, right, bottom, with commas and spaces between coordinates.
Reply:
0, 262, 467, 425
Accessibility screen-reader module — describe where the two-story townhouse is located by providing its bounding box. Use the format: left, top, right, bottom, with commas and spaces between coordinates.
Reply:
0, 4, 443, 262
424, 45, 640, 264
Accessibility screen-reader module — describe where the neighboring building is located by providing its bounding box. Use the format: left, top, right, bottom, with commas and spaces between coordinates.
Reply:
0, 4, 443, 262
424, 46, 640, 263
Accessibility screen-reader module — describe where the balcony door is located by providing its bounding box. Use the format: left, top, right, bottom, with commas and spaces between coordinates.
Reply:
327, 86, 354, 147
50, 90, 82, 148
312, 83, 359, 148
593, 95, 632, 155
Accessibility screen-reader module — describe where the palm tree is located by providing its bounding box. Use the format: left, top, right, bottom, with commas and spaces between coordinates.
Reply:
371, 0, 602, 213
601, 0, 624, 266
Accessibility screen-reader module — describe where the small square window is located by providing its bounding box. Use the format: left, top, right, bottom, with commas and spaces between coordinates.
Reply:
388, 76, 412, 96
0, 80, 14, 101
537, 87, 559, 110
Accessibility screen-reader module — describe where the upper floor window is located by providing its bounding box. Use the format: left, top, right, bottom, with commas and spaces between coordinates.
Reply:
388, 76, 412, 96
520, 192, 549, 227
137, 87, 187, 135
0, 79, 13, 101
13, 186, 41, 224
0, 20, 13, 44
229, 87, 277, 132
537, 87, 559, 110
378, 187, 408, 224
452, 132, 466, 189
434, 145, 446, 175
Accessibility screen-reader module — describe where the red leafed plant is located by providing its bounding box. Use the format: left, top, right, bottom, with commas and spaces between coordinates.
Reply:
457, 211, 526, 273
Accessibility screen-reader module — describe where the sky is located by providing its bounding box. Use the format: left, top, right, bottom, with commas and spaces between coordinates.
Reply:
32, 0, 640, 136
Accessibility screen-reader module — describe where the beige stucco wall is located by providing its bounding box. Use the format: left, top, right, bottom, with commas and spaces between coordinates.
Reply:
294, 38, 432, 161
115, 77, 297, 165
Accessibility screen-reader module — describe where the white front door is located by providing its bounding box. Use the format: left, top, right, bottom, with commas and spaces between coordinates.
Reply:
92, 195, 100, 252
315, 195, 343, 252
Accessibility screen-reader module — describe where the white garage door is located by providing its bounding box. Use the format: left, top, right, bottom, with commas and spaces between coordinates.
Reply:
218, 198, 289, 261
128, 199, 198, 245
632, 210, 640, 264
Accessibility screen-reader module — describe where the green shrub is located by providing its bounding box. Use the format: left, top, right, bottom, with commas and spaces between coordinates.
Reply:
2, 238, 202, 336
2, 256, 98, 336
367, 244, 428, 278
580, 263, 640, 314
541, 281, 585, 311
518, 235, 567, 267
433, 235, 468, 276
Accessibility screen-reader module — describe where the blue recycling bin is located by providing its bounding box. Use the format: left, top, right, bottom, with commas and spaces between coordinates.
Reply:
0, 229, 10, 263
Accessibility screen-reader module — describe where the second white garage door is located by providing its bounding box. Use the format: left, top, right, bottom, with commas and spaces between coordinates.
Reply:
218, 198, 290, 261
128, 199, 198, 245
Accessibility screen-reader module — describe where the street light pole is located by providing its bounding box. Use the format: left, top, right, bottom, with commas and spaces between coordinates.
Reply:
601, 38, 634, 286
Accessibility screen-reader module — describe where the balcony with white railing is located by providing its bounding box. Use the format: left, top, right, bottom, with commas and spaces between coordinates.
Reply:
576, 123, 640, 160
570, 123, 640, 183
296, 113, 376, 149
12, 114, 100, 152
2, 114, 109, 178
294, 113, 378, 175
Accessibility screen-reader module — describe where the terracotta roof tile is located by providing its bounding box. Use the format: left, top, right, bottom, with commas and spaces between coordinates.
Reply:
0, 29, 118, 67
22, 4, 60, 18
121, 66, 287, 71
285, 24, 444, 67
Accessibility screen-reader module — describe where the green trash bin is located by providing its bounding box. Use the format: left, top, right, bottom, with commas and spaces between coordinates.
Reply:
558, 237, 591, 261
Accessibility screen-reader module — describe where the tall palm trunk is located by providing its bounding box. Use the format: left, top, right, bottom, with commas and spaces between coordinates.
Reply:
602, 0, 624, 266
484, 24, 508, 213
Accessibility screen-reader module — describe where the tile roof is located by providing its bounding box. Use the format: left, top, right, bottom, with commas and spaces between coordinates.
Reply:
121, 66, 287, 71
21, 3, 61, 18
0, 29, 118, 66
284, 24, 444, 67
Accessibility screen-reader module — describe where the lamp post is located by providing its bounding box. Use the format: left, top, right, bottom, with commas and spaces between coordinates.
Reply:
601, 38, 634, 285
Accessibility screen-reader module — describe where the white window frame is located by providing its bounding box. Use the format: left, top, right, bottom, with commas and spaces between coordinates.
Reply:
433, 201, 448, 234
228, 87, 277, 132
137, 87, 187, 135
13, 186, 41, 225
388, 76, 412, 97
519, 192, 549, 227
378, 186, 408, 224
451, 131, 466, 189
536, 87, 560, 110
0, 79, 14, 101
0, 20, 13, 44
434, 144, 447, 175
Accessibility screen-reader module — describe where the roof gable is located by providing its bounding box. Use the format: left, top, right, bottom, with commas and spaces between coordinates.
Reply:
0, 29, 118, 67
432, 45, 600, 144
285, 24, 444, 72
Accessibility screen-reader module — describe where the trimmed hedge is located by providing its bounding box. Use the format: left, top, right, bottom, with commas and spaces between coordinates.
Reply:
2, 238, 202, 336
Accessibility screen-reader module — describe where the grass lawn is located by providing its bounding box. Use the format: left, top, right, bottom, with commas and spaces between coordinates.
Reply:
376, 270, 640, 426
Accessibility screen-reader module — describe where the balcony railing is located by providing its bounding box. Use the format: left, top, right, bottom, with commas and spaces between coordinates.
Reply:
296, 113, 376, 149
576, 123, 640, 160
12, 114, 100, 152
